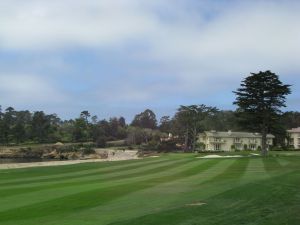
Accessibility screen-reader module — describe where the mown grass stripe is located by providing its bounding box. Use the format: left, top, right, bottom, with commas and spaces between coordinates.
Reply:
1, 154, 299, 225
262, 157, 284, 174
0, 158, 147, 180
200, 158, 250, 185
0, 159, 220, 222
106, 169, 300, 225
0, 158, 193, 198
0, 158, 170, 187
80, 159, 227, 224
241, 157, 268, 180
0, 158, 197, 212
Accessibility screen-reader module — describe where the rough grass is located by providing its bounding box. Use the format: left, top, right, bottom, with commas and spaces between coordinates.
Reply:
0, 153, 299, 225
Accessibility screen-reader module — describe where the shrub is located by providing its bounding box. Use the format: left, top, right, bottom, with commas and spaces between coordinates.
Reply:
82, 147, 96, 155
157, 140, 178, 152
106, 140, 126, 147
96, 137, 106, 148
195, 142, 205, 151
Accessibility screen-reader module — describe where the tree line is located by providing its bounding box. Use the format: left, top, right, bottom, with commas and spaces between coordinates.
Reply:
0, 71, 296, 154
0, 105, 299, 148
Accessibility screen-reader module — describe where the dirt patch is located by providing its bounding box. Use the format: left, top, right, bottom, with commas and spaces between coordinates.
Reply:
185, 202, 206, 207
0, 150, 139, 170
0, 156, 140, 170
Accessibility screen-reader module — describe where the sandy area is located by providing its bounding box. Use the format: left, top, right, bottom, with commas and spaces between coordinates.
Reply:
197, 154, 244, 159
0, 157, 140, 170
0, 149, 139, 170
185, 202, 206, 207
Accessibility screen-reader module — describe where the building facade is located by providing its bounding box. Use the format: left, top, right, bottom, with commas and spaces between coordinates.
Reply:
198, 130, 274, 151
287, 127, 300, 149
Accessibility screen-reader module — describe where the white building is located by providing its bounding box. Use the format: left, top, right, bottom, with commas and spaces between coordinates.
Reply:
287, 127, 300, 149
198, 130, 274, 151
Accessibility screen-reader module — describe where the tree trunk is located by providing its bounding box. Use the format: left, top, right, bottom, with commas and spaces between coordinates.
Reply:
191, 126, 197, 152
184, 127, 189, 152
261, 126, 268, 157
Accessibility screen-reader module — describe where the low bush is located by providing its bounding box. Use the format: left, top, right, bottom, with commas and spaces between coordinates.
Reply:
106, 140, 126, 147
96, 137, 106, 148
139, 140, 179, 152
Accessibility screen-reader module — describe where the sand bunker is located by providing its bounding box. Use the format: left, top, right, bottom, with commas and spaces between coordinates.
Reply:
251, 153, 260, 156
185, 202, 206, 206
197, 154, 244, 159
0, 157, 139, 170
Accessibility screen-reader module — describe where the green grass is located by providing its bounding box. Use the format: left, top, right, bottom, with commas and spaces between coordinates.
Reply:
0, 153, 299, 225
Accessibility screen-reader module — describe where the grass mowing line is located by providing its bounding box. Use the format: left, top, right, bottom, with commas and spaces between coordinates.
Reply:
143, 159, 235, 193
0, 158, 193, 199
143, 159, 247, 215
0, 159, 221, 222
0, 158, 168, 186
72, 160, 228, 225
0, 158, 198, 212
195, 170, 300, 225
0, 158, 143, 180
262, 157, 285, 174
241, 158, 268, 180
199, 158, 250, 186
275, 157, 292, 167
0, 158, 171, 189
1, 155, 299, 225
106, 164, 300, 225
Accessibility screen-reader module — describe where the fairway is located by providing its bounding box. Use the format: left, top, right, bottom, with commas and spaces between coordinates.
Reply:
0, 154, 299, 225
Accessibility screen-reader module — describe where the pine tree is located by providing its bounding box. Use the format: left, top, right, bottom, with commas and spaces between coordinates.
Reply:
233, 71, 291, 156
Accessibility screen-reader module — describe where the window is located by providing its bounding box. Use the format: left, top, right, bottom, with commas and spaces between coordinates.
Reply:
234, 138, 241, 143
249, 144, 256, 150
214, 138, 221, 142
214, 144, 221, 151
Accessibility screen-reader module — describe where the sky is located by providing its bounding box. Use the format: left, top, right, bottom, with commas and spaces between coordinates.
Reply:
0, 0, 300, 122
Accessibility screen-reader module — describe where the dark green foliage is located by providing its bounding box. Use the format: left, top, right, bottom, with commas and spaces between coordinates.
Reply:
0, 106, 129, 147
158, 139, 178, 152
131, 109, 157, 129
72, 118, 88, 142
159, 116, 172, 133
173, 105, 218, 151
234, 71, 291, 155
281, 111, 300, 129
0, 95, 297, 151
96, 136, 106, 148
202, 110, 241, 131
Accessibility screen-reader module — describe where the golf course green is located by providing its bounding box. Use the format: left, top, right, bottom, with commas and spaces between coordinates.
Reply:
0, 153, 299, 225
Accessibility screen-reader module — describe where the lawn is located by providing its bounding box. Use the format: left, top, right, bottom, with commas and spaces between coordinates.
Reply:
0, 153, 299, 225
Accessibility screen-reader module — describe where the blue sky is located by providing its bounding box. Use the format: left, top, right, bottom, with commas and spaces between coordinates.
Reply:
0, 0, 299, 121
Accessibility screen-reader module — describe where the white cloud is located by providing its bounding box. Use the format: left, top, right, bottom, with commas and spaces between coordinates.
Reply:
1, 1, 299, 72
0, 74, 68, 105
0, 0, 299, 112
0, 0, 159, 49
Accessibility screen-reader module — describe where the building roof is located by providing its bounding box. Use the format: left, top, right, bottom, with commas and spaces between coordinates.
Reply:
201, 131, 275, 138
287, 127, 300, 133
